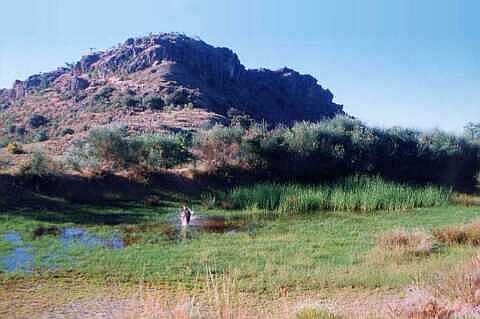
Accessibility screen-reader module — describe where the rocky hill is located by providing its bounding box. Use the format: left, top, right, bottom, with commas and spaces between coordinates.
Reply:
0, 33, 344, 152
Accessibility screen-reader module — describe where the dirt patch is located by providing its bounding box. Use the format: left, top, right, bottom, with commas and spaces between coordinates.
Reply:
33, 226, 61, 238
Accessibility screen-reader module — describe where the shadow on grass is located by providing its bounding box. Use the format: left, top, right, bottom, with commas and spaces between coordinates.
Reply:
3, 202, 148, 225
0, 173, 185, 225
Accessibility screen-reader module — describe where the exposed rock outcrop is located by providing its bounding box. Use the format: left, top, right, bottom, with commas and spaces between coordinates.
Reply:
69, 76, 89, 92
1, 33, 343, 124
0, 32, 345, 151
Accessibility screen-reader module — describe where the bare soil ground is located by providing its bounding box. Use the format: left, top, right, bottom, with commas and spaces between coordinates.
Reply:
3, 278, 477, 319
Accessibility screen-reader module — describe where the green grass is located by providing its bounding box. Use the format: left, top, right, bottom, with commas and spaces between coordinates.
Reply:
227, 176, 451, 215
1, 200, 479, 296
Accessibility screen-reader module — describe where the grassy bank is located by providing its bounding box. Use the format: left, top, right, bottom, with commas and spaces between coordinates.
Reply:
2, 199, 480, 317
1, 202, 478, 293
226, 176, 451, 215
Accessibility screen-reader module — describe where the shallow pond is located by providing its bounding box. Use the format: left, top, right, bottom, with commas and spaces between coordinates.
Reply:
0, 232, 34, 272
61, 227, 125, 249
0, 228, 124, 273
182, 214, 240, 234
0, 213, 247, 273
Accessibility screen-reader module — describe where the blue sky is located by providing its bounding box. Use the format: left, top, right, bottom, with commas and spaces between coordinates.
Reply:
1, 0, 478, 132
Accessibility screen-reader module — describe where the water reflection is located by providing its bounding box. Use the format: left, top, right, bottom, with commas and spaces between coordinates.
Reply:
0, 228, 124, 273
0, 232, 34, 273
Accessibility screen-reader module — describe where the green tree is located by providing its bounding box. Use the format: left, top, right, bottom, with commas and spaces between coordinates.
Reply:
464, 122, 480, 142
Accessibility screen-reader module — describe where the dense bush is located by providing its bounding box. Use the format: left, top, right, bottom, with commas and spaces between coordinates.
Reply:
0, 136, 10, 148
15, 126, 26, 136
66, 125, 134, 172
93, 86, 115, 101
57, 116, 480, 186
194, 124, 246, 169
29, 114, 48, 128
227, 108, 253, 129
143, 95, 164, 110
376, 228, 434, 256
464, 122, 480, 142
163, 87, 190, 106
433, 220, 480, 246
132, 133, 192, 169
122, 96, 141, 108
33, 129, 49, 142
0, 157, 10, 170
194, 116, 480, 187
19, 152, 56, 177
65, 126, 192, 173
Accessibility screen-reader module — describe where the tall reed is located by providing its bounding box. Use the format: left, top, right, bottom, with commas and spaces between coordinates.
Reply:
227, 176, 451, 215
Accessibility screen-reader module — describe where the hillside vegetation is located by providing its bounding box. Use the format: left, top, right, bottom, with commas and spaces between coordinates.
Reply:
0, 33, 343, 153
13, 116, 475, 187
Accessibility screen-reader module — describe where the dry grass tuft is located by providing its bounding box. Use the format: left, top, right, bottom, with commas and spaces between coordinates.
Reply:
396, 287, 453, 319
374, 228, 435, 260
115, 289, 198, 319
433, 220, 480, 246
397, 255, 480, 318
203, 268, 244, 319
109, 266, 354, 319
452, 193, 480, 207
116, 269, 252, 319
433, 226, 468, 245
431, 255, 480, 306
296, 307, 340, 319
406, 301, 453, 319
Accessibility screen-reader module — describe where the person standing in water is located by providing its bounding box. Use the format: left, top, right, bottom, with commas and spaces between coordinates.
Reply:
180, 205, 192, 226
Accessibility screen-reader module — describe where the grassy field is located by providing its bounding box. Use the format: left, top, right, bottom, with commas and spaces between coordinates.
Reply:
1, 188, 480, 317
1, 202, 479, 289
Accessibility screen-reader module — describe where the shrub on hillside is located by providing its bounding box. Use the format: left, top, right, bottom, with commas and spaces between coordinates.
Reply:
143, 95, 164, 110
93, 86, 115, 101
65, 126, 192, 174
194, 124, 245, 170
0, 157, 10, 170
65, 125, 133, 172
15, 126, 26, 136
18, 152, 57, 177
227, 108, 253, 129
132, 133, 192, 170
194, 116, 480, 187
163, 87, 190, 106
122, 96, 141, 108
0, 136, 10, 148
29, 114, 49, 128
33, 129, 49, 142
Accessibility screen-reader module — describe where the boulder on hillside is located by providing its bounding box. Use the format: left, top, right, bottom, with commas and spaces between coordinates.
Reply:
70, 76, 90, 92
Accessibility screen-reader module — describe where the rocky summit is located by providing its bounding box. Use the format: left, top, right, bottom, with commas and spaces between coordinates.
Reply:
0, 33, 344, 150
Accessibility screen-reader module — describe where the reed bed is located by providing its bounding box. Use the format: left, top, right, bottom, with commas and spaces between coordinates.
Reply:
227, 176, 451, 214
